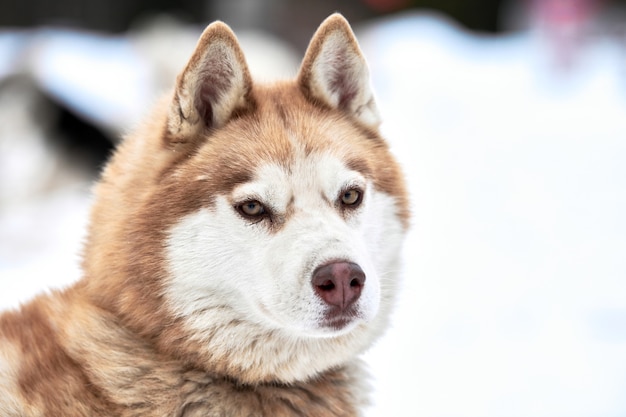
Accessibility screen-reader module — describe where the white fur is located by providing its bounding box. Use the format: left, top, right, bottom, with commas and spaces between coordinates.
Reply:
164, 152, 404, 381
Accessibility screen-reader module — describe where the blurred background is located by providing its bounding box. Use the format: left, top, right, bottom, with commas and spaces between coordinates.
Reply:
1, 1, 626, 416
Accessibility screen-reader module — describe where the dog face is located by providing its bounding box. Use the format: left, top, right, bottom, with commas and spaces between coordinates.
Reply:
85, 14, 409, 384
165, 108, 404, 339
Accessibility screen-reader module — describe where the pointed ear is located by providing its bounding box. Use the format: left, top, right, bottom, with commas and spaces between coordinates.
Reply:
167, 21, 253, 142
298, 13, 380, 129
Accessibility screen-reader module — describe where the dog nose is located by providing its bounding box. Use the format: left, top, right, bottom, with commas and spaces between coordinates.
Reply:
312, 262, 365, 311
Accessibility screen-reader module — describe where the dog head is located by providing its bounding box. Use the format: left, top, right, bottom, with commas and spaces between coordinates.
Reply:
84, 14, 409, 384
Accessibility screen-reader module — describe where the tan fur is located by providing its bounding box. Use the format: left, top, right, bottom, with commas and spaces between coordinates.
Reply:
0, 14, 409, 416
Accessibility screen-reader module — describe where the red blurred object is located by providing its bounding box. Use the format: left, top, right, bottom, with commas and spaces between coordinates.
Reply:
528, 0, 604, 68
531, 0, 601, 26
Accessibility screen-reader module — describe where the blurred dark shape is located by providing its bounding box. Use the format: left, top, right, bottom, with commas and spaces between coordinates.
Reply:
2, 0, 626, 37
0, 0, 205, 33
0, 75, 113, 179
406, 0, 505, 32
53, 100, 114, 174
8, 0, 614, 40
362, 0, 413, 12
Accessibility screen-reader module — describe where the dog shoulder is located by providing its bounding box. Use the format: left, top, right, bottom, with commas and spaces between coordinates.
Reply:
0, 292, 126, 415
0, 337, 30, 416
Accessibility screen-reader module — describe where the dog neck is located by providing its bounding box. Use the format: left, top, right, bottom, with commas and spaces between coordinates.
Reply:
1, 285, 368, 416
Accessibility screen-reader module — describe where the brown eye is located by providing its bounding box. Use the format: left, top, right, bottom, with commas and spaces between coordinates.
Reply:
238, 200, 265, 217
341, 189, 362, 206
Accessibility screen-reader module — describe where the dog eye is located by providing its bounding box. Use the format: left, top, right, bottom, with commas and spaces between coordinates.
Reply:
238, 200, 266, 217
341, 189, 362, 206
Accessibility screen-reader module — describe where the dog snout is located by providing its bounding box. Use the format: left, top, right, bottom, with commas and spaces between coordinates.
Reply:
312, 262, 365, 311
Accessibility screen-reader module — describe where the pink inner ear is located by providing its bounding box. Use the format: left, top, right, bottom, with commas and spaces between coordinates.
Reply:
318, 38, 363, 111
195, 60, 235, 128
328, 55, 358, 110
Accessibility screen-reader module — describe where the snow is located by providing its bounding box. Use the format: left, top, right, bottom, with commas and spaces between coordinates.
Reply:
1, 12, 625, 417
359, 13, 626, 417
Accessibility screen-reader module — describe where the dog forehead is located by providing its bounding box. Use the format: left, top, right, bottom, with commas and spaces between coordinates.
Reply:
190, 95, 374, 195
231, 151, 364, 202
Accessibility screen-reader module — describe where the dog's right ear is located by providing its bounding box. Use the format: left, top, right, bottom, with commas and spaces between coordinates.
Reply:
166, 21, 253, 143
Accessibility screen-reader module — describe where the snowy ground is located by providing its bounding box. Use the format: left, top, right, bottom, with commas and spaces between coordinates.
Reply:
1, 12, 626, 417
360, 13, 626, 417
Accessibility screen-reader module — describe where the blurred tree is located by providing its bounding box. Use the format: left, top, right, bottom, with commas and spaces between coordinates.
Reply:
407, 0, 504, 31
1, 0, 623, 35
0, 0, 204, 32
0, 0, 523, 33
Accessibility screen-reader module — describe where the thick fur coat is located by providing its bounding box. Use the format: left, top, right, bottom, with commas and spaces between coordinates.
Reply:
0, 14, 409, 416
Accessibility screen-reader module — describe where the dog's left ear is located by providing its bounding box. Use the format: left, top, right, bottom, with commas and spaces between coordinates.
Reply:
298, 13, 380, 129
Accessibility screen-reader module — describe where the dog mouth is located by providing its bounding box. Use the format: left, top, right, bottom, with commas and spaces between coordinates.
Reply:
319, 305, 362, 331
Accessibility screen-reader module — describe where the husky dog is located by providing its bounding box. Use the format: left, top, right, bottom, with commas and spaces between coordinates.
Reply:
0, 13, 409, 416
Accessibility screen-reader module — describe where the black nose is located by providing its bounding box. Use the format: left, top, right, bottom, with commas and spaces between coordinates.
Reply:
312, 262, 365, 311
